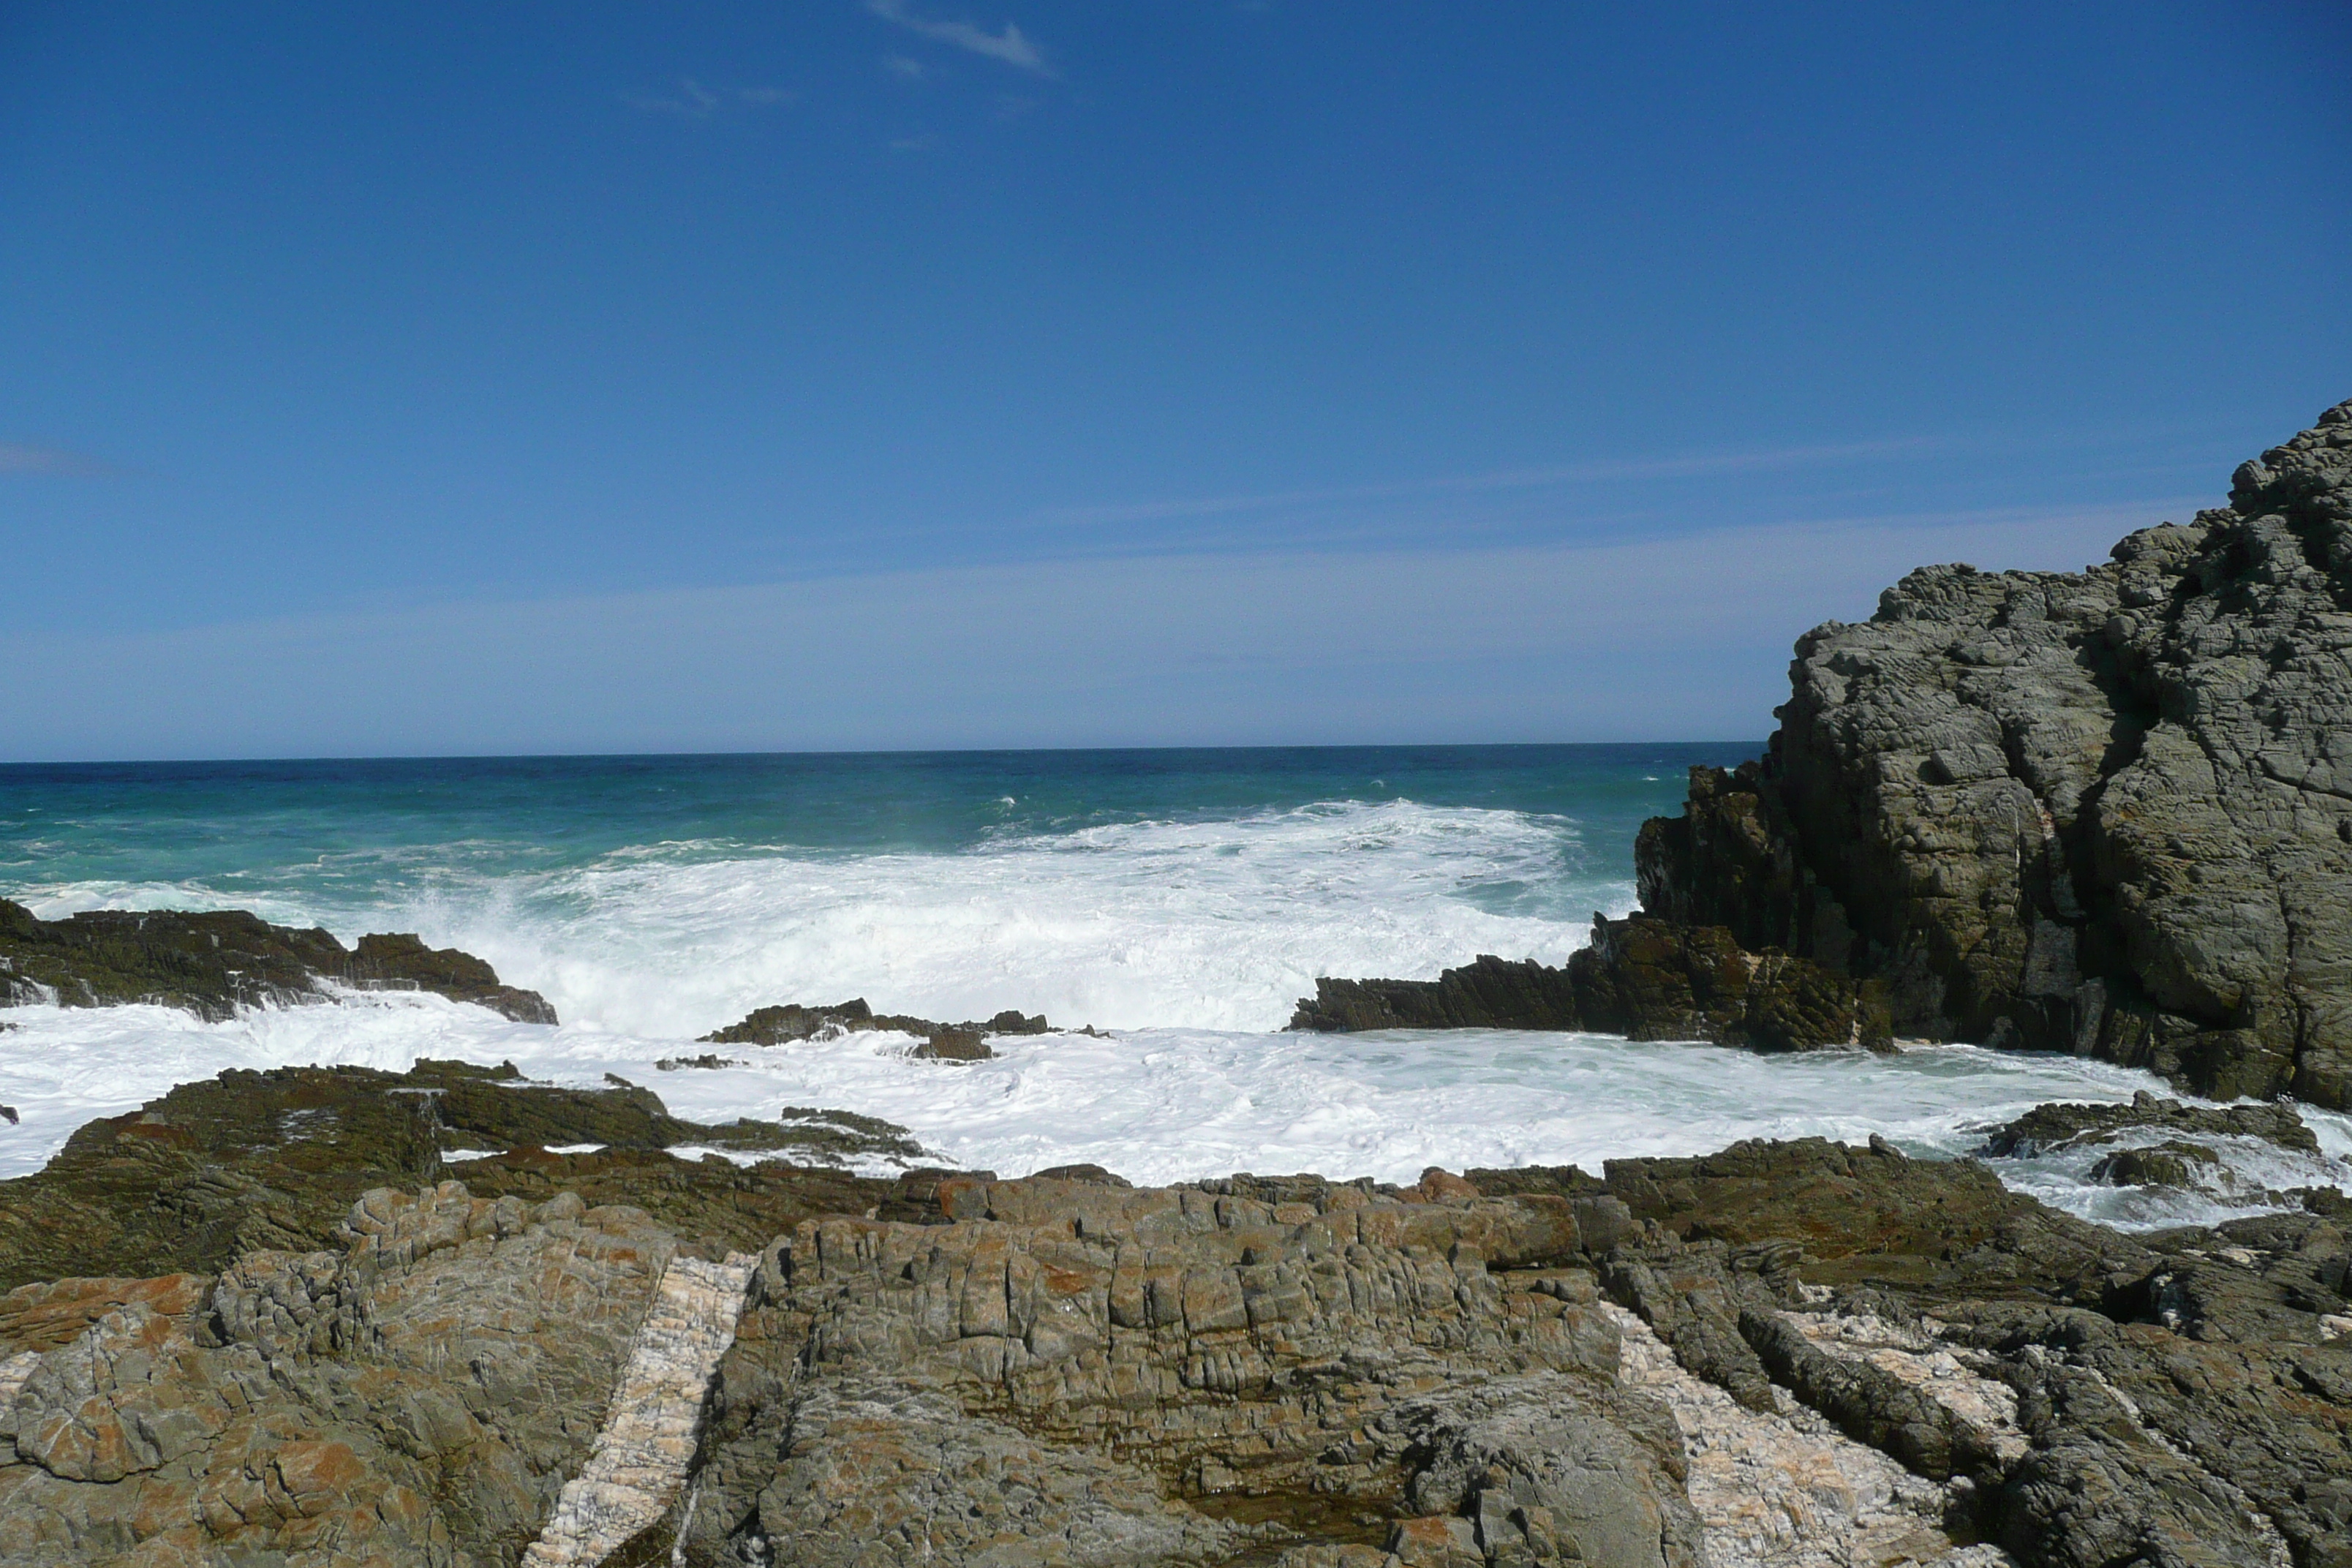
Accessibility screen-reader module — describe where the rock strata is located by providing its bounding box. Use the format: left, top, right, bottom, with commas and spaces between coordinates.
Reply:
702, 998, 1062, 1062
0, 898, 557, 1023
1291, 916, 1885, 1051
0, 1131, 2342, 1565
1636, 400, 2352, 1107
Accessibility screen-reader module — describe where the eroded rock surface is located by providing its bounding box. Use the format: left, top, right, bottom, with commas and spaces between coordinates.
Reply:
1637, 400, 2352, 1107
0, 1134, 2342, 1566
676, 1169, 1701, 1567
0, 1183, 677, 1567
0, 900, 557, 1023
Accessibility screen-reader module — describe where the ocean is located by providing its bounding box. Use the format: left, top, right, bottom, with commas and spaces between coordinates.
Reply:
4, 745, 2347, 1228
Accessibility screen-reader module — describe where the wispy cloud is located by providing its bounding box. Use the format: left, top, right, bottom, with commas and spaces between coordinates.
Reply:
884, 54, 930, 80
1040, 438, 1953, 528
866, 0, 1054, 76
0, 442, 111, 478
622, 80, 794, 120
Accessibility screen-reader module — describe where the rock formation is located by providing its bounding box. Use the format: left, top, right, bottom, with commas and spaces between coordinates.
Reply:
1294, 400, 2352, 1106
0, 1131, 2340, 1566
702, 998, 1063, 1061
1639, 400, 2352, 1107
1291, 916, 1885, 1051
0, 1060, 922, 1291
0, 900, 557, 1024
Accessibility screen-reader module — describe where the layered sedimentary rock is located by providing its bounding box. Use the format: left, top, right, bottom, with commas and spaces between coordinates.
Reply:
0, 1126, 2343, 1566
1291, 915, 1884, 1051
0, 900, 557, 1023
1639, 401, 2352, 1107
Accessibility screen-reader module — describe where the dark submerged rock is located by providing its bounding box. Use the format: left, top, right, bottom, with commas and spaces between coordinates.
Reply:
1637, 400, 2352, 1108
0, 897, 557, 1023
700, 997, 1063, 1062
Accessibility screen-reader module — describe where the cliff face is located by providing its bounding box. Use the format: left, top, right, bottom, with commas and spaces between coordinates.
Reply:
1640, 400, 2352, 1107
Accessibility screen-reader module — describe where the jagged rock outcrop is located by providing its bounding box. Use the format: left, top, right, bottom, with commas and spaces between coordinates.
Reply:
0, 899, 557, 1023
1477, 1138, 2352, 1568
701, 998, 1063, 1061
1638, 399, 2352, 1107
0, 1060, 921, 1291
1291, 916, 1886, 1051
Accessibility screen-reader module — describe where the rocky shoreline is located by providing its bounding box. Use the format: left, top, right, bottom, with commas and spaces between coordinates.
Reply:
1301, 401, 2352, 1115
2, 402, 2349, 1564
0, 1075, 2344, 1567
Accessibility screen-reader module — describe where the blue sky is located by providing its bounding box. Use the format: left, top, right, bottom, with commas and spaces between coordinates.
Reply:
3, 1, 2347, 758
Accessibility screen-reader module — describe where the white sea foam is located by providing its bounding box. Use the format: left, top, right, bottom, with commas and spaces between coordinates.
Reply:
2, 990, 2345, 1231
7, 795, 2348, 1231
20, 800, 1615, 1038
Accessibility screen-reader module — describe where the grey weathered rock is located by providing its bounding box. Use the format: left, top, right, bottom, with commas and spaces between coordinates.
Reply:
676, 1170, 1685, 1567
0, 1183, 679, 1566
1638, 400, 2352, 1107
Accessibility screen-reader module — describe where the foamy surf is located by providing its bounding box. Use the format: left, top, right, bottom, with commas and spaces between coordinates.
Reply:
2, 990, 2345, 1232
16, 799, 1616, 1036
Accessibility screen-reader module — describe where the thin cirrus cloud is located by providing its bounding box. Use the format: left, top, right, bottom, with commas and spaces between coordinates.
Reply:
1038, 437, 1958, 529
0, 442, 112, 478
865, 0, 1055, 77
622, 80, 793, 119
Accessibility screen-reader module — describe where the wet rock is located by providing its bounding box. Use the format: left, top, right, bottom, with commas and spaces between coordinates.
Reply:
701, 998, 1063, 1063
1570, 914, 1891, 1051
1289, 953, 1586, 1032
1975, 1090, 2321, 1159
0, 1061, 922, 1289
1634, 400, 2352, 1109
2088, 1141, 2220, 1188
0, 897, 557, 1023
1290, 916, 1888, 1052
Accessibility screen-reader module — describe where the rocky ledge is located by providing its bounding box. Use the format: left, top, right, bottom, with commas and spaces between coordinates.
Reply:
0, 1125, 2345, 1567
1292, 915, 1888, 1052
0, 899, 557, 1024
1297, 400, 2352, 1107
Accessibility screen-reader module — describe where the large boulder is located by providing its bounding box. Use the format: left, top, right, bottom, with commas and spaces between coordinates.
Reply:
1637, 399, 2352, 1107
